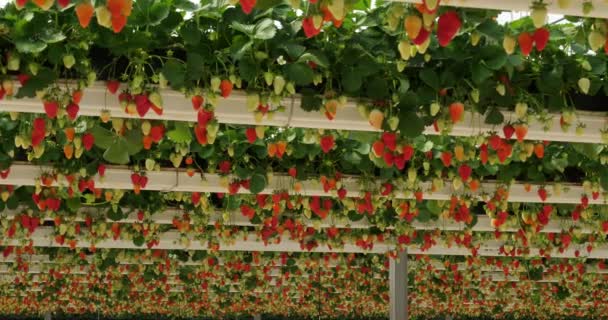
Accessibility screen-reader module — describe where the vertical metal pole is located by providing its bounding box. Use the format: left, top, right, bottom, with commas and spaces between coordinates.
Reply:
253, 315, 261, 320
44, 312, 51, 320
389, 250, 408, 320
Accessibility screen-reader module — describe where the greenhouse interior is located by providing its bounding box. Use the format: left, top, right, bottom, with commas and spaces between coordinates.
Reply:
0, 0, 607, 319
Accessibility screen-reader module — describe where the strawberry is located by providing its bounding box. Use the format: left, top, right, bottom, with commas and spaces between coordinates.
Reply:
412, 27, 430, 45
57, 0, 70, 8
578, 77, 590, 94
538, 187, 547, 202
381, 132, 397, 151
302, 17, 321, 38
66, 102, 79, 121
288, 167, 297, 178
75, 2, 94, 28
134, 94, 151, 117
422, 0, 440, 13
514, 124, 528, 142
17, 74, 30, 85
106, 80, 120, 94
368, 109, 384, 130
518, 32, 534, 56
502, 124, 515, 139
441, 151, 452, 167
533, 28, 550, 52
150, 125, 164, 143
372, 140, 385, 157
111, 14, 128, 33
219, 79, 233, 98
602, 221, 608, 233
320, 135, 335, 153
533, 143, 544, 158
402, 144, 414, 161
43, 101, 59, 119
98, 164, 106, 177
139, 176, 148, 188
404, 15, 423, 40
437, 11, 461, 47
245, 128, 257, 144
239, 0, 256, 14
191, 95, 204, 110
131, 173, 141, 185
530, 4, 547, 29
194, 125, 208, 145
15, 0, 27, 9
458, 164, 472, 181
82, 133, 95, 151
72, 90, 83, 104
449, 102, 464, 123
503, 35, 517, 55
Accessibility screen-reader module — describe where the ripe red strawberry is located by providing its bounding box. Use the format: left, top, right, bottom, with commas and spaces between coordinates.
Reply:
219, 80, 233, 98
381, 132, 397, 151
106, 80, 120, 94
17, 74, 30, 85
191, 95, 204, 110
43, 101, 59, 119
149, 125, 165, 143
502, 124, 515, 139
98, 164, 106, 177
66, 102, 79, 120
0, 168, 10, 179
139, 176, 148, 188
518, 32, 534, 56
458, 164, 472, 181
441, 151, 452, 167
320, 135, 335, 153
134, 94, 151, 117
197, 109, 214, 126
288, 167, 297, 178
194, 125, 208, 145
302, 17, 321, 38
602, 221, 608, 233
412, 27, 430, 45
372, 140, 385, 157
57, 0, 70, 8
449, 102, 464, 123
191, 192, 201, 205
533, 28, 550, 52
383, 151, 394, 167
337, 188, 347, 199
592, 191, 600, 200
538, 188, 547, 202
437, 11, 461, 47
245, 128, 257, 144
514, 124, 528, 142
239, 0, 256, 14
82, 133, 95, 151
131, 173, 141, 185
402, 144, 414, 161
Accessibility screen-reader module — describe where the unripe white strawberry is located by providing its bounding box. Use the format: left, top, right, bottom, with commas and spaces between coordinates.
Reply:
503, 35, 516, 55
588, 30, 606, 51
515, 102, 528, 119
530, 4, 547, 29
578, 77, 591, 94
398, 40, 411, 61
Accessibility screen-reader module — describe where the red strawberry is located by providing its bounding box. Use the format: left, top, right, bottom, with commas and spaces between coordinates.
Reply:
337, 188, 347, 199
134, 94, 151, 117
194, 125, 208, 145
437, 11, 461, 47
533, 28, 550, 52
458, 164, 472, 181
219, 80, 233, 98
43, 101, 59, 119
320, 135, 335, 153
106, 80, 120, 94
518, 32, 534, 56
82, 133, 95, 151
0, 168, 10, 179
383, 151, 394, 167
191, 95, 204, 110
412, 27, 430, 45
197, 109, 214, 126
139, 176, 148, 188
602, 221, 608, 233
592, 191, 600, 200
514, 124, 528, 142
502, 124, 515, 139
302, 17, 321, 38
98, 164, 106, 177
57, 0, 70, 8
441, 151, 452, 167
402, 145, 414, 161
150, 125, 165, 143
581, 195, 589, 208
381, 132, 397, 151
372, 140, 385, 157
191, 192, 201, 205
245, 128, 257, 144
66, 102, 79, 120
538, 188, 547, 202
131, 173, 141, 185
17, 74, 30, 85
239, 0, 256, 14
480, 144, 488, 164
449, 102, 464, 123
288, 167, 297, 178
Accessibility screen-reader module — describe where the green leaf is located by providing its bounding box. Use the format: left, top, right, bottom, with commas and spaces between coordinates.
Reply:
300, 90, 322, 112
103, 137, 130, 165
6, 196, 18, 210
255, 0, 285, 10
249, 173, 267, 194
476, 20, 503, 41
124, 130, 143, 156
341, 69, 362, 93
39, 29, 66, 43
107, 207, 124, 221
419, 69, 439, 90
15, 68, 56, 98
297, 51, 329, 68
416, 208, 432, 222
399, 111, 425, 138
174, 0, 199, 11
161, 60, 186, 88
186, 53, 204, 80
15, 40, 46, 53
180, 22, 201, 45
472, 63, 492, 84
167, 123, 192, 143
285, 63, 314, 86
484, 108, 504, 125
253, 18, 277, 40
90, 126, 115, 150
148, 2, 171, 25
231, 22, 256, 36
66, 197, 81, 212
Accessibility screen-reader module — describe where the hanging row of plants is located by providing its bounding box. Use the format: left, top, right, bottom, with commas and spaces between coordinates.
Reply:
1, 0, 608, 319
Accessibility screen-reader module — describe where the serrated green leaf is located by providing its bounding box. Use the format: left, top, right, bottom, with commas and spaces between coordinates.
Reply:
472, 63, 492, 84
419, 69, 439, 90
15, 39, 46, 53
484, 107, 504, 125
124, 130, 143, 156
90, 126, 115, 150
342, 69, 362, 93
254, 18, 277, 40
399, 111, 425, 138
161, 60, 186, 88
103, 137, 130, 165
167, 123, 192, 143
149, 2, 171, 25
249, 173, 267, 194
285, 63, 313, 86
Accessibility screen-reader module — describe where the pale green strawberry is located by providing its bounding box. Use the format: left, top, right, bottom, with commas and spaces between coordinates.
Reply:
273, 75, 286, 95
29, 62, 39, 76
210, 77, 221, 92
145, 159, 156, 171
286, 82, 295, 95
496, 84, 506, 96
63, 54, 76, 69
7, 54, 20, 71
388, 116, 399, 131
149, 91, 163, 108
430, 102, 440, 116
246, 93, 260, 112
264, 72, 274, 86
578, 77, 591, 94
515, 102, 528, 119
207, 119, 219, 136
471, 89, 480, 103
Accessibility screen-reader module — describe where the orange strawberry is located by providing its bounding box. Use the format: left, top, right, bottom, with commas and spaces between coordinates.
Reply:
404, 15, 423, 40
72, 90, 83, 104
75, 2, 94, 28
64, 127, 75, 142
514, 124, 528, 142
276, 141, 287, 158
449, 102, 464, 123
518, 32, 534, 56
219, 79, 233, 98
63, 144, 74, 159
534, 143, 544, 158
111, 14, 127, 33
267, 143, 277, 157
142, 135, 153, 150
